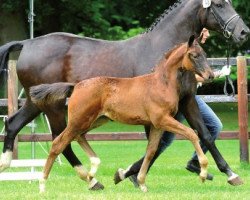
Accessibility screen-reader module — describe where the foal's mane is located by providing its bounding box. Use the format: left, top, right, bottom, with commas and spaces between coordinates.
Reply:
153, 43, 186, 71
145, 0, 184, 33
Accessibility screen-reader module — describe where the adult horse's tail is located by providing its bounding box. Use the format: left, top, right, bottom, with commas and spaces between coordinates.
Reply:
30, 82, 75, 107
0, 41, 24, 86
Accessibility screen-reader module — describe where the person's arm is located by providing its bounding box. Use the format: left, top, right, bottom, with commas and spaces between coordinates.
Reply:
196, 65, 231, 83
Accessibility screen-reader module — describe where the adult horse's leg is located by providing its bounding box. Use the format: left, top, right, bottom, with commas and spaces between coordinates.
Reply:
44, 104, 104, 190
179, 96, 243, 185
0, 99, 41, 171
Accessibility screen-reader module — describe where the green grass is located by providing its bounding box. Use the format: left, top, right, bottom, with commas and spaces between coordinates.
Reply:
0, 103, 249, 199
0, 140, 250, 199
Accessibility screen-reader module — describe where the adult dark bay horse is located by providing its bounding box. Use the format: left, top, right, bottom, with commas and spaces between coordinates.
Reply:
30, 36, 213, 193
0, 0, 249, 189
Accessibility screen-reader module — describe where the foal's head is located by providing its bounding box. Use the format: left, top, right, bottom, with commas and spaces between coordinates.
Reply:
182, 35, 214, 81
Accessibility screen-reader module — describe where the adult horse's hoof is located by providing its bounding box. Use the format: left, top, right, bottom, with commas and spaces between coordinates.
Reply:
114, 168, 125, 185
0, 151, 12, 172
0, 162, 9, 172
89, 181, 105, 190
228, 175, 244, 186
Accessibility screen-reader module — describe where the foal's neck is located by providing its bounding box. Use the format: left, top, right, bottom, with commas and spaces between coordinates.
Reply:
155, 46, 186, 86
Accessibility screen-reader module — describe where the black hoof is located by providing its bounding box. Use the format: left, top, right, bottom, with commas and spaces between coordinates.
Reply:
228, 176, 244, 186
89, 181, 104, 190
114, 170, 122, 185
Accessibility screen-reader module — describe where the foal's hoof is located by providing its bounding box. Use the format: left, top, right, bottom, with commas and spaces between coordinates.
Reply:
228, 175, 244, 186
89, 181, 105, 191
199, 171, 207, 183
39, 178, 46, 193
114, 168, 125, 185
139, 184, 148, 193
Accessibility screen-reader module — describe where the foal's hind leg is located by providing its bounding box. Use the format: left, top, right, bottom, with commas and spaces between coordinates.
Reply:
76, 117, 110, 180
76, 136, 100, 177
0, 99, 41, 172
40, 126, 77, 193
155, 116, 208, 182
45, 106, 104, 190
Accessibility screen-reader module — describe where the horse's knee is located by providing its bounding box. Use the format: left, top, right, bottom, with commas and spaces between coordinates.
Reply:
74, 165, 88, 181
146, 147, 158, 161
89, 157, 101, 177
199, 131, 213, 145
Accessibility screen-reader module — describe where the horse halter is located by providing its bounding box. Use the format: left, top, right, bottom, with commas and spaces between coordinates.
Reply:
209, 3, 240, 39
203, 2, 237, 96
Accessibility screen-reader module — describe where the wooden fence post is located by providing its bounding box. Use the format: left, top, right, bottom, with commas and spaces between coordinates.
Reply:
237, 56, 249, 163
7, 60, 18, 159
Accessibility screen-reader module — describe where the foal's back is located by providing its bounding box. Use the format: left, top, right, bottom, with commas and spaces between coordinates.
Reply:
68, 75, 155, 126
68, 65, 180, 129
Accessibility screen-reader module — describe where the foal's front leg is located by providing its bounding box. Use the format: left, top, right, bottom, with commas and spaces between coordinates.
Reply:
179, 96, 243, 185
137, 126, 163, 192
154, 116, 208, 182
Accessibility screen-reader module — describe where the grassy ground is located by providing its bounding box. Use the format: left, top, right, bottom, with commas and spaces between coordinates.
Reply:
0, 102, 249, 199
0, 140, 250, 200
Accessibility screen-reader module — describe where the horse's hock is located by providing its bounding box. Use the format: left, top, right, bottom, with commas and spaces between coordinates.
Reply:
0, 57, 249, 162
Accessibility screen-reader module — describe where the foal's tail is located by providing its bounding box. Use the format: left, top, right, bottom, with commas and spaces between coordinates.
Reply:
0, 41, 24, 86
30, 82, 75, 106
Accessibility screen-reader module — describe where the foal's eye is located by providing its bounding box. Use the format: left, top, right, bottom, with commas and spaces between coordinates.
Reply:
191, 53, 199, 59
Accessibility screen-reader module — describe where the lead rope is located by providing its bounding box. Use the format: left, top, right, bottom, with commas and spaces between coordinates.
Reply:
223, 41, 235, 96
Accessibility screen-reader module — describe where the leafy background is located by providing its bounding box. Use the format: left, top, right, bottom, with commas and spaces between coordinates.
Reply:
0, 0, 249, 94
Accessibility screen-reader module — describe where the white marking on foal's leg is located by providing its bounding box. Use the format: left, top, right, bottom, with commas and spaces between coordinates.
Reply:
0, 150, 13, 172
39, 178, 46, 193
88, 157, 101, 178
74, 165, 88, 181
139, 184, 148, 193
228, 172, 239, 181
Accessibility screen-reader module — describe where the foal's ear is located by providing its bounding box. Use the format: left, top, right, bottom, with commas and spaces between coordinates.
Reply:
198, 33, 203, 43
188, 35, 195, 47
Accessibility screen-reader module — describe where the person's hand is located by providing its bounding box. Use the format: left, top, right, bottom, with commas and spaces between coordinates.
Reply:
219, 65, 231, 78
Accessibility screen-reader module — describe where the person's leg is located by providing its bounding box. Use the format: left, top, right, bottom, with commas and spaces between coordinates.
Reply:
186, 95, 222, 179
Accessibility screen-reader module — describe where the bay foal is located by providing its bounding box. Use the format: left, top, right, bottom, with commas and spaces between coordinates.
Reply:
30, 36, 214, 192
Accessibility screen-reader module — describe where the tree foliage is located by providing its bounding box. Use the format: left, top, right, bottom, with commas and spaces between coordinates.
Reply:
0, 0, 249, 55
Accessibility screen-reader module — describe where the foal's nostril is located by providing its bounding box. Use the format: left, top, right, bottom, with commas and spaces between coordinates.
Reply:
209, 73, 214, 80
